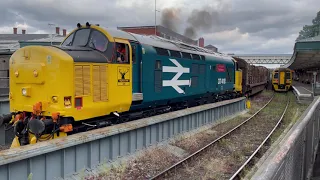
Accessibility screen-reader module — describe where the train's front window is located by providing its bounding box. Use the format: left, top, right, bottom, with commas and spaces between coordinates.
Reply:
62, 33, 74, 46
61, 28, 109, 52
285, 72, 291, 79
72, 28, 91, 46
88, 30, 109, 52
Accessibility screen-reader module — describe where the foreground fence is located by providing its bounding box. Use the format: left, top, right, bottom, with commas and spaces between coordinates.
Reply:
251, 96, 320, 180
0, 97, 246, 180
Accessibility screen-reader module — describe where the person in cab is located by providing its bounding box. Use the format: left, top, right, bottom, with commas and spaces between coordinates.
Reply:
116, 44, 127, 63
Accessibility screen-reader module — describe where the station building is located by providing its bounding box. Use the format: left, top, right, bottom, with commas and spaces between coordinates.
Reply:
284, 35, 320, 84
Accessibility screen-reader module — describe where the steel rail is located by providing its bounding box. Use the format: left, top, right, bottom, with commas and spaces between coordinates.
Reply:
150, 93, 275, 180
229, 95, 290, 180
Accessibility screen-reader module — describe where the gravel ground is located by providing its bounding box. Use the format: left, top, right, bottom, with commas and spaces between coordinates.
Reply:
81, 91, 308, 180
171, 90, 274, 154
0, 144, 10, 151
161, 92, 308, 180
84, 146, 182, 180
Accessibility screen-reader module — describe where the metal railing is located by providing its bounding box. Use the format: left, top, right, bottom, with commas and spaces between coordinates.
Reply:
251, 96, 320, 180
312, 82, 320, 96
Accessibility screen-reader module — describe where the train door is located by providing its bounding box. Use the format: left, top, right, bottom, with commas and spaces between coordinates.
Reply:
131, 42, 142, 94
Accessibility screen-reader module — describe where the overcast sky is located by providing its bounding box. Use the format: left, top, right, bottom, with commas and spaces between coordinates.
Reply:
0, 0, 319, 55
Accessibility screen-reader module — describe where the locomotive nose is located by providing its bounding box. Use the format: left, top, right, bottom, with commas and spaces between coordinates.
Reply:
9, 45, 74, 115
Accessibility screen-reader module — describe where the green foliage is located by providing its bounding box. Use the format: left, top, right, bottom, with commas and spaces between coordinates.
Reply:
27, 173, 33, 180
296, 11, 320, 41
312, 11, 320, 25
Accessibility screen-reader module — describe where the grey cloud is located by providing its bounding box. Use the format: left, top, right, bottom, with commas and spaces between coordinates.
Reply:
0, 0, 155, 33
0, 0, 319, 54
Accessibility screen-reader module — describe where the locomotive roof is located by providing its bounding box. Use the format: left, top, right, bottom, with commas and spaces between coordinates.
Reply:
104, 27, 235, 63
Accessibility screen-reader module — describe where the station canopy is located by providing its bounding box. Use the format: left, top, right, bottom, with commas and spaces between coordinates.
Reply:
284, 35, 320, 71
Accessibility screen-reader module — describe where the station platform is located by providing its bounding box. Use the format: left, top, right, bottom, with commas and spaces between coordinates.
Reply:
292, 81, 314, 104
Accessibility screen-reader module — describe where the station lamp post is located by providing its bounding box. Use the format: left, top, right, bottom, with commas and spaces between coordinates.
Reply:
48, 23, 55, 45
154, 0, 160, 36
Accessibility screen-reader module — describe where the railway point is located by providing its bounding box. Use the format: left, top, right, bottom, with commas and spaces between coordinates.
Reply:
0, 2, 320, 180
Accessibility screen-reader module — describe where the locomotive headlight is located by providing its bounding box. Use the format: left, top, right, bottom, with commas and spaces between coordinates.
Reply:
33, 70, 38, 77
21, 87, 31, 97
22, 88, 27, 96
52, 96, 58, 103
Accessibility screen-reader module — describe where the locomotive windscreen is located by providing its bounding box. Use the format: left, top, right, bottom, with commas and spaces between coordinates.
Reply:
59, 28, 115, 63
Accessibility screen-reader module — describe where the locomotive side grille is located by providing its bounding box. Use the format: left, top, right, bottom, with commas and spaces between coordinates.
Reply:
93, 65, 108, 102
83, 66, 91, 95
74, 65, 91, 96
93, 66, 101, 102
100, 65, 108, 102
75, 66, 84, 96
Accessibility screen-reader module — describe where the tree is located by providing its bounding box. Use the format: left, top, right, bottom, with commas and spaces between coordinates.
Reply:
296, 11, 320, 41
312, 11, 320, 25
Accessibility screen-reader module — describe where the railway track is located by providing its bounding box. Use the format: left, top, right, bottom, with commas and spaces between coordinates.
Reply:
150, 93, 290, 180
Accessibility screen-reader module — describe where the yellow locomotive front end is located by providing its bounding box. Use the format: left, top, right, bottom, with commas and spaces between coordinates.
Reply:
8, 45, 75, 147
5, 23, 133, 148
272, 68, 292, 92
10, 46, 73, 117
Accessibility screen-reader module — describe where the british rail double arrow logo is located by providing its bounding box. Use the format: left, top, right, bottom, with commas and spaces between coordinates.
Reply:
162, 59, 190, 94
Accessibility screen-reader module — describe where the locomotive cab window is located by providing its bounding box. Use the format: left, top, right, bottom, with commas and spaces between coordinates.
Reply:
60, 28, 114, 63
88, 30, 109, 52
115, 43, 130, 64
274, 73, 279, 79
61, 28, 109, 53
285, 72, 291, 79
72, 28, 91, 46
62, 33, 74, 46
